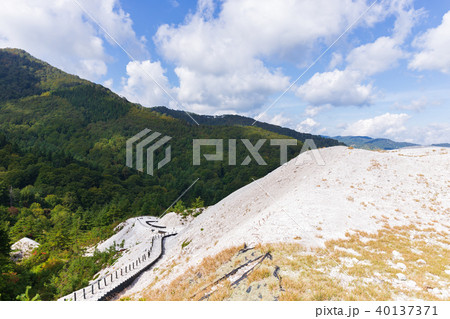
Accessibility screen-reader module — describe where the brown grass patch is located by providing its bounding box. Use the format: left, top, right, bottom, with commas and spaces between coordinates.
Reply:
138, 225, 449, 301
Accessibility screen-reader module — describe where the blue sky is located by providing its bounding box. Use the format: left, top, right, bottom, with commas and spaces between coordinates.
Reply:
1, 0, 449, 144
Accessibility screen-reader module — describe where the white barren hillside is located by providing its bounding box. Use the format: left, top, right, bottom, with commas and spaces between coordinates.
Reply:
114, 146, 449, 300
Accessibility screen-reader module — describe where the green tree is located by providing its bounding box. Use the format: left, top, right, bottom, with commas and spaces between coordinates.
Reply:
0, 221, 10, 256
44, 195, 60, 208
16, 286, 41, 301
173, 200, 186, 213
191, 196, 204, 209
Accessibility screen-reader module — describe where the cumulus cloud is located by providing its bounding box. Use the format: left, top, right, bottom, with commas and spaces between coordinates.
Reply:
328, 53, 343, 70
296, 0, 418, 107
258, 113, 292, 127
0, 0, 146, 80
153, 0, 376, 113
342, 113, 410, 137
296, 118, 324, 134
120, 60, 172, 107
103, 78, 114, 89
346, 36, 405, 76
80, 0, 148, 59
297, 35, 406, 107
393, 122, 450, 145
304, 105, 330, 117
409, 11, 450, 73
297, 70, 373, 106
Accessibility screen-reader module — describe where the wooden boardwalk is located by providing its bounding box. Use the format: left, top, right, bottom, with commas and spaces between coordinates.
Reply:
58, 231, 176, 301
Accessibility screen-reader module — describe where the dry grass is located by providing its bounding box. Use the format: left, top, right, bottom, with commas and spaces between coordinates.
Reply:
139, 246, 241, 301
137, 225, 449, 301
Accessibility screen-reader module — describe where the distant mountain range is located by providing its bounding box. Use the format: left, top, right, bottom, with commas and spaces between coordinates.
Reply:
331, 136, 450, 150
331, 136, 420, 150
431, 143, 450, 148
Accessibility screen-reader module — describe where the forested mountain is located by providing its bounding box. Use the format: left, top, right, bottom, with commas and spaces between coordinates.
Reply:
0, 48, 341, 300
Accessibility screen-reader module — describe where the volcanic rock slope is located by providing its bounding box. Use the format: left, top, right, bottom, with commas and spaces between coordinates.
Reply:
119, 146, 450, 299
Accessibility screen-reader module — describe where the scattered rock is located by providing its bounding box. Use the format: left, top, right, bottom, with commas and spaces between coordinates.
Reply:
396, 263, 407, 271
416, 259, 426, 265
392, 250, 403, 260
396, 273, 407, 281
10, 237, 40, 262
404, 280, 417, 288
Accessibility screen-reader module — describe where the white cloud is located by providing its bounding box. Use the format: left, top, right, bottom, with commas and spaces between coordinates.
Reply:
297, 70, 373, 106
103, 78, 114, 89
0, 0, 146, 80
153, 0, 376, 113
394, 122, 450, 145
409, 11, 450, 74
297, 35, 406, 107
120, 60, 171, 107
296, 118, 324, 134
394, 97, 440, 112
173, 63, 290, 114
419, 123, 450, 145
328, 53, 343, 70
80, 0, 148, 59
346, 36, 405, 76
342, 113, 410, 137
296, 0, 418, 107
304, 105, 330, 117
390, 0, 423, 41
258, 113, 292, 127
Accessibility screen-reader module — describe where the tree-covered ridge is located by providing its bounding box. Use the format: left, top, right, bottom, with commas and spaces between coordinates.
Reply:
0, 48, 306, 213
151, 106, 344, 148
0, 48, 89, 103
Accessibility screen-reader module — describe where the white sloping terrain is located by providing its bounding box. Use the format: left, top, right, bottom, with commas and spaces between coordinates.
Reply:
85, 215, 186, 282
115, 146, 449, 298
58, 215, 187, 301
